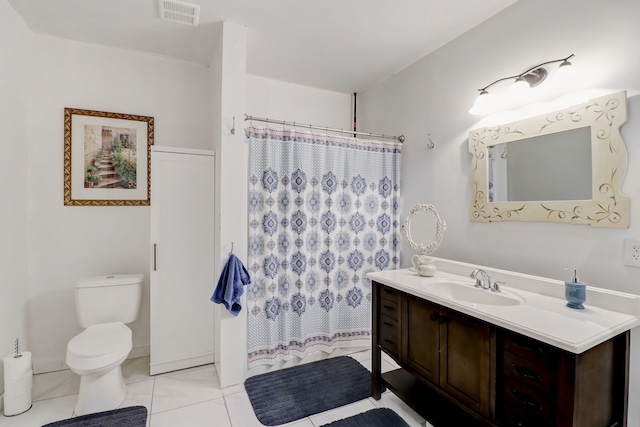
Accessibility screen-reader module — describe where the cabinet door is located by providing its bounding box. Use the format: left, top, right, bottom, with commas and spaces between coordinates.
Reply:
150, 148, 215, 375
439, 309, 491, 417
401, 295, 440, 384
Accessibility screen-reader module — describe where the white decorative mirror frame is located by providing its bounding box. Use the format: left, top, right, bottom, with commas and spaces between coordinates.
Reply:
469, 91, 629, 228
403, 204, 446, 255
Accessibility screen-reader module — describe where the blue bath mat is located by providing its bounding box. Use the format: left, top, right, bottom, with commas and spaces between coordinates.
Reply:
321, 408, 410, 427
245, 356, 374, 426
42, 405, 147, 427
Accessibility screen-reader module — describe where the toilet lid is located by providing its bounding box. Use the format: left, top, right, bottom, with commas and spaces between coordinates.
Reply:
68, 322, 131, 358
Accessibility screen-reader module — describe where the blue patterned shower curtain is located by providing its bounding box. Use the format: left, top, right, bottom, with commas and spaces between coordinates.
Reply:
246, 126, 401, 367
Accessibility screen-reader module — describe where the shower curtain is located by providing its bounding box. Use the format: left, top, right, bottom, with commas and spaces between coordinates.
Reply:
246, 126, 401, 367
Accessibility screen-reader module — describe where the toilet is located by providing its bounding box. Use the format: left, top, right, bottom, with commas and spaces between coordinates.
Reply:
66, 274, 143, 416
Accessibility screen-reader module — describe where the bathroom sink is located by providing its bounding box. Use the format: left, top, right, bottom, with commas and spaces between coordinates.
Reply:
427, 280, 522, 306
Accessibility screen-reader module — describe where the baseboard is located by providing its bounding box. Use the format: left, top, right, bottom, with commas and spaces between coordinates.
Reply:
150, 352, 214, 375
32, 345, 151, 375
129, 345, 150, 359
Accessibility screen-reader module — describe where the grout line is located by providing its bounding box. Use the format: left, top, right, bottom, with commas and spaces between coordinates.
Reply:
147, 376, 155, 422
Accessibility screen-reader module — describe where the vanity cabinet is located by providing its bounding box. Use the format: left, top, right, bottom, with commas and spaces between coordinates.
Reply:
403, 294, 492, 417
497, 330, 628, 427
372, 281, 629, 427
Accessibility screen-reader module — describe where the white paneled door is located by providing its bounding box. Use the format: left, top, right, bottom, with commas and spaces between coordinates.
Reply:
150, 147, 215, 375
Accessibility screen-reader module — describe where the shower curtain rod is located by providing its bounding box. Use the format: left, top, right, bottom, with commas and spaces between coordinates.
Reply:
244, 114, 405, 143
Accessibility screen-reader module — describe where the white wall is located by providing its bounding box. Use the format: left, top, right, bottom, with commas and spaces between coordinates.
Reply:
246, 75, 352, 128
211, 21, 249, 389
360, 0, 640, 424
23, 34, 213, 373
0, 0, 32, 400
211, 71, 353, 386
1, 6, 354, 391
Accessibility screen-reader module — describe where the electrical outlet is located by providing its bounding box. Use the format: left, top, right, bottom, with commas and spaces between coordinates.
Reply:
624, 238, 640, 267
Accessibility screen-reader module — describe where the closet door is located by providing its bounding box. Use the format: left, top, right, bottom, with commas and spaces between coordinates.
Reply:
150, 147, 215, 375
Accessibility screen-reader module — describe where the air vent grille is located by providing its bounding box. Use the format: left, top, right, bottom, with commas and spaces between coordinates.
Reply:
159, 0, 200, 26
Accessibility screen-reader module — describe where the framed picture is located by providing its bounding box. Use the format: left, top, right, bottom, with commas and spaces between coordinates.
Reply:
63, 108, 154, 206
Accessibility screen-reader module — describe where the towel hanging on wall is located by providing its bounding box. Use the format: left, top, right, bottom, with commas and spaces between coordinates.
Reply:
211, 254, 251, 316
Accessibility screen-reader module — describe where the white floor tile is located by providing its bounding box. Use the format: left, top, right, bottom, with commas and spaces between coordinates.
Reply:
151, 365, 223, 414
20, 355, 426, 427
345, 349, 371, 365
382, 353, 400, 368
32, 369, 80, 401
222, 390, 264, 427
222, 382, 245, 396
149, 398, 230, 427
308, 399, 376, 426
223, 390, 315, 427
1, 394, 76, 427
119, 379, 155, 413
357, 357, 372, 371
382, 357, 400, 373
369, 391, 426, 427
122, 356, 152, 384
286, 419, 315, 427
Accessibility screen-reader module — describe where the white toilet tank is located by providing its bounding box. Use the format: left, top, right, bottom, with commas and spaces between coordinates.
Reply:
75, 274, 143, 328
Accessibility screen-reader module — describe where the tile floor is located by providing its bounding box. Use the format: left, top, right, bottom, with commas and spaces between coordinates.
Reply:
1, 351, 430, 427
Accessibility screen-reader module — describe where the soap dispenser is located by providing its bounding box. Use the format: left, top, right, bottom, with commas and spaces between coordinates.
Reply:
565, 268, 586, 310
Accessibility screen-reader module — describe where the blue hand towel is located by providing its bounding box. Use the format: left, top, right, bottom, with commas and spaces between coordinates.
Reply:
211, 254, 251, 316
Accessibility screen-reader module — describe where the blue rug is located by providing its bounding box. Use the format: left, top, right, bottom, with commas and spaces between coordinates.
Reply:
321, 408, 410, 427
245, 356, 374, 426
42, 406, 147, 427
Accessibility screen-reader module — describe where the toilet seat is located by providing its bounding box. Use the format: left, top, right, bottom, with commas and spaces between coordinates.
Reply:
66, 322, 132, 372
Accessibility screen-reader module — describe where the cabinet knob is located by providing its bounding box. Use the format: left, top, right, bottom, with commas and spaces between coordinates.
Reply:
513, 340, 545, 355
429, 313, 449, 324
512, 390, 542, 411
437, 315, 449, 325
512, 364, 543, 383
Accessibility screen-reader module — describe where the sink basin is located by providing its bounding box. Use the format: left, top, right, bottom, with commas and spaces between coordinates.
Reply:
427, 280, 522, 306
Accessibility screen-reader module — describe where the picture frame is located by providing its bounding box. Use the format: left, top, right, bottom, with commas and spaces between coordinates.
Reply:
63, 108, 154, 206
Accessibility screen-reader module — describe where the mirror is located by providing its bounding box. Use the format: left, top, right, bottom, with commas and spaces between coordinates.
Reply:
403, 204, 446, 255
469, 91, 629, 228
488, 127, 592, 202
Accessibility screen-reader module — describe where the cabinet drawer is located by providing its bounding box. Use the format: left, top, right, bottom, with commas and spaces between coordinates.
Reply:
379, 297, 400, 320
378, 314, 400, 357
502, 410, 551, 427
502, 377, 556, 426
380, 285, 401, 303
503, 332, 556, 367
503, 351, 556, 394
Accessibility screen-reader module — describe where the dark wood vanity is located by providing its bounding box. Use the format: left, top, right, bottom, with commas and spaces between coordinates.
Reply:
372, 281, 630, 427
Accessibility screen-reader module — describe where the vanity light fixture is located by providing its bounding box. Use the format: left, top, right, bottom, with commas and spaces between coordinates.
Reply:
469, 54, 574, 115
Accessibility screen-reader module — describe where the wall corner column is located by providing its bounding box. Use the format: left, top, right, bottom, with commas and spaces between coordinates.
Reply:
211, 21, 248, 388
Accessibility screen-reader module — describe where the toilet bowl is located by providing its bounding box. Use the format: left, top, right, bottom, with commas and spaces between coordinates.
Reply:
66, 322, 132, 415
65, 273, 143, 416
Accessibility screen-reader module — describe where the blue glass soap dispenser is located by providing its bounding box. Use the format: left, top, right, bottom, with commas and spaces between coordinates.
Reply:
565, 268, 586, 310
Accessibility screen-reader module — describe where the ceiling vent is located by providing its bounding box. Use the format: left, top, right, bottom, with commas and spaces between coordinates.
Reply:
159, 0, 200, 26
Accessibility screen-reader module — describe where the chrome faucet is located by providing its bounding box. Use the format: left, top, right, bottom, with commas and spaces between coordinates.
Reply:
470, 269, 491, 289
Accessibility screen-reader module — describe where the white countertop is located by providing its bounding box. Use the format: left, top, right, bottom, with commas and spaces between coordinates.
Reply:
367, 259, 640, 353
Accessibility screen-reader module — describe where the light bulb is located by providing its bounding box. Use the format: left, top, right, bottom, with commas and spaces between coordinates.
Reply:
510, 76, 531, 95
555, 60, 575, 79
469, 90, 492, 115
